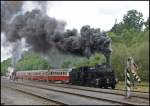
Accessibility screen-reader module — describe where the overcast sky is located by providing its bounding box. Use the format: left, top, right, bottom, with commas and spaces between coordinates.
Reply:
47, 1, 149, 31
1, 1, 149, 62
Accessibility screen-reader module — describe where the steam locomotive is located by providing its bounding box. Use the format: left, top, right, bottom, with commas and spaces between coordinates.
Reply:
69, 64, 117, 89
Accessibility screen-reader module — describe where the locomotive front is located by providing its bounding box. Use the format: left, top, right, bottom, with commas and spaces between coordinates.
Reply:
94, 64, 117, 89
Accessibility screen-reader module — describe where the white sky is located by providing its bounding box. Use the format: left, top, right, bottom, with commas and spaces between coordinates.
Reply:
47, 1, 149, 31
1, 1, 149, 62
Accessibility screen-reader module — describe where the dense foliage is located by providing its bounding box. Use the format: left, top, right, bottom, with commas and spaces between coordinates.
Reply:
1, 52, 51, 75
108, 10, 149, 81
15, 52, 51, 71
1, 58, 11, 75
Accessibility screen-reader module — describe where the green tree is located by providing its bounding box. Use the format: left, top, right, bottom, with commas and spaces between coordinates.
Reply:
144, 17, 149, 31
111, 43, 129, 80
15, 52, 51, 71
1, 58, 11, 75
129, 41, 149, 81
89, 53, 105, 67
110, 22, 124, 35
111, 10, 144, 35
123, 9, 144, 31
61, 60, 71, 68
72, 58, 89, 68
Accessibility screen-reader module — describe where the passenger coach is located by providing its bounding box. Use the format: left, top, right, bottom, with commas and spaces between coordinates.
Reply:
16, 69, 70, 83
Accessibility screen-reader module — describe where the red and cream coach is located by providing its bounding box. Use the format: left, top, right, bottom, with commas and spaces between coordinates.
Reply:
16, 69, 71, 83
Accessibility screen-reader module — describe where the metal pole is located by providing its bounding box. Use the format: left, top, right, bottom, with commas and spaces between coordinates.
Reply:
126, 68, 131, 98
125, 67, 127, 97
125, 58, 132, 98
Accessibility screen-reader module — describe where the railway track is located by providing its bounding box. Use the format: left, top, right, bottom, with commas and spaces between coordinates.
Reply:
3, 79, 149, 105
2, 79, 121, 105
15, 79, 149, 99
2, 86, 63, 105
47, 84, 149, 99
114, 88, 149, 94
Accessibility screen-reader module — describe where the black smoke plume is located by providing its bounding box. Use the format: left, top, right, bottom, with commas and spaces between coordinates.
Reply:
1, 1, 47, 32
3, 8, 112, 66
1, 1, 23, 32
